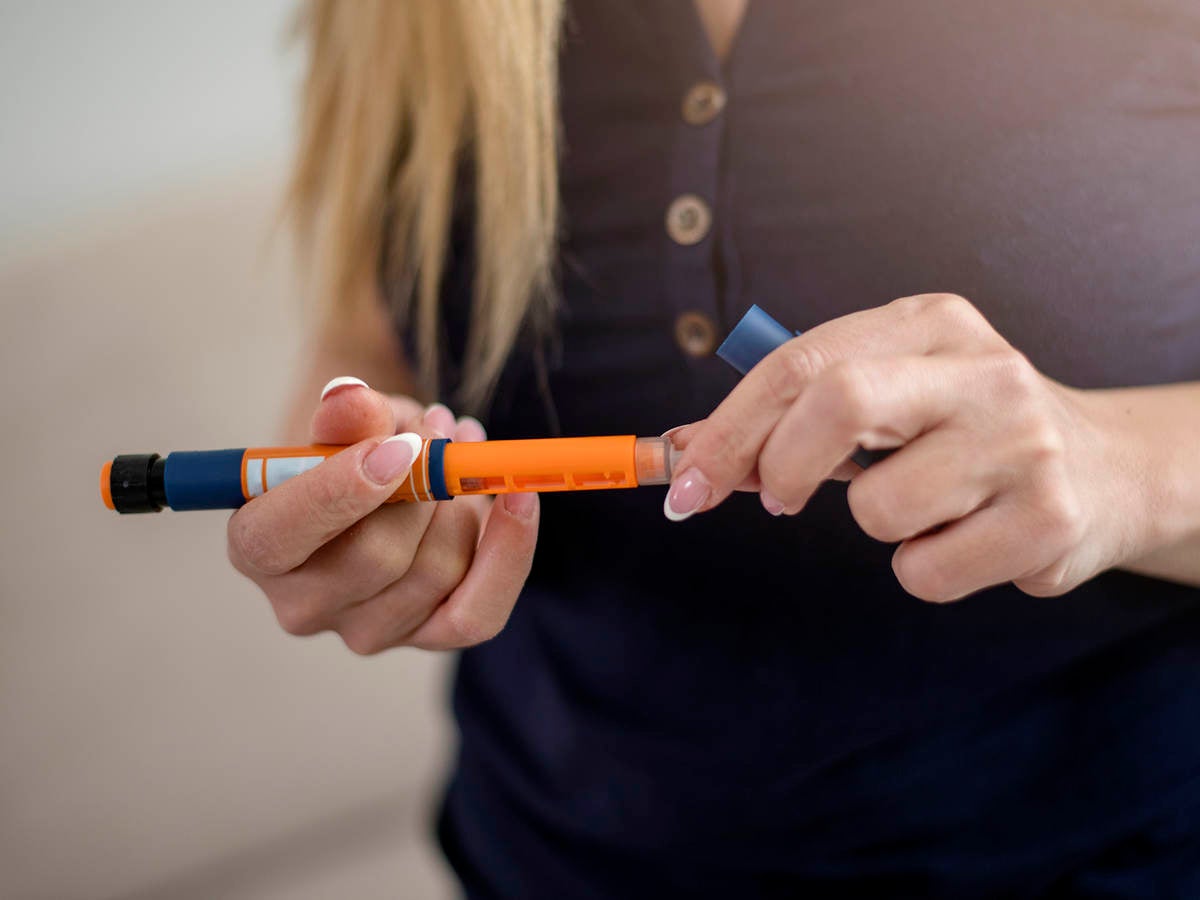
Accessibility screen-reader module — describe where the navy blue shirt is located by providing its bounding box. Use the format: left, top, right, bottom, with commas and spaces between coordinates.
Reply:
391, 2, 1200, 895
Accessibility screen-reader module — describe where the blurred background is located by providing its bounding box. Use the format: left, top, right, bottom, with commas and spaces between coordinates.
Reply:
1, 2, 456, 897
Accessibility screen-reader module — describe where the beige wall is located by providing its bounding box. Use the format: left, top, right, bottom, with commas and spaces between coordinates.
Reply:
0, 109, 456, 900
3, 8, 459, 894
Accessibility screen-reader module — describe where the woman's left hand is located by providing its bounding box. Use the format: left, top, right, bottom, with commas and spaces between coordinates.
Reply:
665, 293, 1162, 602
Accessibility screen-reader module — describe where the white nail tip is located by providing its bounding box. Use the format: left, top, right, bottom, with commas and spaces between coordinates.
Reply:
663, 493, 695, 523
320, 376, 369, 400
384, 432, 424, 460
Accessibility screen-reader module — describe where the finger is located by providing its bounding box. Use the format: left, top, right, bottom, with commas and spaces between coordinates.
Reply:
757, 354, 981, 515
258, 498, 441, 635
450, 418, 492, 513
333, 500, 482, 655
387, 395, 426, 432
845, 426, 997, 542
227, 432, 423, 578
312, 377, 397, 444
417, 406, 489, 515
662, 421, 702, 449
663, 422, 765, 493
667, 294, 1004, 520
663, 421, 853, 502
454, 415, 487, 443
405, 491, 540, 650
891, 498, 1064, 603
423, 402, 458, 438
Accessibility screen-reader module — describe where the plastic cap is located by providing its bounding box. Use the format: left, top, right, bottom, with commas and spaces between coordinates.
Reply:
716, 304, 797, 375
100, 460, 114, 510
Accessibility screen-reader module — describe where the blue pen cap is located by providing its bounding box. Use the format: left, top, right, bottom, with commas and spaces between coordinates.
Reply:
715, 304, 798, 375
716, 304, 886, 469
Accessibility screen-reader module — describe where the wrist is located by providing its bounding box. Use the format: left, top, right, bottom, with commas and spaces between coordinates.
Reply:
1084, 384, 1200, 564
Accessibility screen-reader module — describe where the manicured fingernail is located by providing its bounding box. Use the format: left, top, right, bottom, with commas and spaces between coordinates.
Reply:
760, 490, 786, 517
364, 432, 421, 484
664, 468, 710, 522
320, 376, 368, 401
503, 491, 537, 519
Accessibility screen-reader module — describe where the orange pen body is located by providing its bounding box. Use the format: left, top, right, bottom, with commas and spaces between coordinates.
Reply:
242, 437, 664, 502
102, 436, 679, 512
391, 435, 672, 502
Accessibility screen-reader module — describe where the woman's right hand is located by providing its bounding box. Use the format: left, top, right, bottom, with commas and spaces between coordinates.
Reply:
227, 377, 539, 654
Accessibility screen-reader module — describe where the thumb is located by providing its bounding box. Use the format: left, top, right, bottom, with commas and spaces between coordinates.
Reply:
310, 376, 396, 444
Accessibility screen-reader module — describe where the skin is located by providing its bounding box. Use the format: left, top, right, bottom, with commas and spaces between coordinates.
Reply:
227, 0, 753, 656
666, 293, 1200, 601
228, 295, 540, 654
694, 0, 749, 62
232, 3, 1197, 653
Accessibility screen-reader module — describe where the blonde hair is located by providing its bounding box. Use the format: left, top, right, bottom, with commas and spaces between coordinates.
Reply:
290, 0, 563, 411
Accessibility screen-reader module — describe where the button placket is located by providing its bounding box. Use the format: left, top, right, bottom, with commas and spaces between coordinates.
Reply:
666, 194, 712, 246
661, 33, 730, 367
674, 310, 719, 358
682, 81, 727, 126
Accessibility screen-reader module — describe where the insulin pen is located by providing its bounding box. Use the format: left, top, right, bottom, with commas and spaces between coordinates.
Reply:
99, 305, 879, 514
100, 435, 680, 513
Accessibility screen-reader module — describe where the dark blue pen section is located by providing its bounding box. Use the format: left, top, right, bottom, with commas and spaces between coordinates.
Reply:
163, 449, 248, 510
427, 438, 453, 501
717, 305, 887, 469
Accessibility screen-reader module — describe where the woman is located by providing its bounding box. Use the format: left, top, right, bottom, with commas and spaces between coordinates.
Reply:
229, 1, 1200, 895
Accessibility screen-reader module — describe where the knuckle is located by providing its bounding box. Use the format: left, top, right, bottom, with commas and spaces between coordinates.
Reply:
303, 474, 367, 536
1026, 419, 1068, 467
700, 422, 754, 481
444, 606, 503, 648
847, 478, 905, 543
353, 520, 420, 581
1016, 562, 1074, 598
756, 467, 808, 513
228, 515, 291, 576
893, 548, 958, 604
339, 626, 387, 657
897, 292, 990, 338
765, 340, 828, 402
271, 593, 329, 637
990, 349, 1042, 399
924, 292, 980, 326
404, 506, 476, 594
814, 362, 876, 434
418, 552, 471, 597
1031, 482, 1087, 547
888, 293, 929, 322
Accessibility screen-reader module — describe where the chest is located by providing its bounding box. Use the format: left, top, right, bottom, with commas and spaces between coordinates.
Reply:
449, 0, 1200, 436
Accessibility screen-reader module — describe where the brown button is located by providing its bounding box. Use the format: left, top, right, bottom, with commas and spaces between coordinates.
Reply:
666, 194, 712, 246
674, 311, 719, 358
682, 81, 727, 126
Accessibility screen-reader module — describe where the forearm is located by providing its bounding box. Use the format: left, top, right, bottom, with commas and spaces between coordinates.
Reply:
1092, 382, 1200, 587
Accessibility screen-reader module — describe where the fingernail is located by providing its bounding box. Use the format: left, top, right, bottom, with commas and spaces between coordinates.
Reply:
503, 491, 537, 519
457, 415, 487, 442
423, 403, 456, 438
760, 490, 786, 517
664, 468, 710, 522
320, 376, 369, 401
660, 424, 686, 440
364, 432, 422, 484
